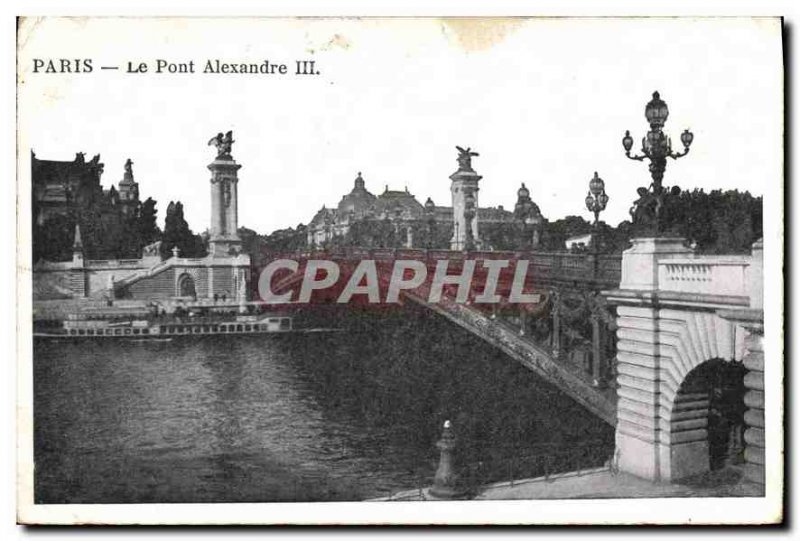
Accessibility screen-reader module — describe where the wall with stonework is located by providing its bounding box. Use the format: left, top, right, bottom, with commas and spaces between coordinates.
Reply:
33, 268, 87, 299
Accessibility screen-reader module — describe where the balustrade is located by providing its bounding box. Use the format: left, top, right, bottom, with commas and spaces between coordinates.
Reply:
658, 257, 750, 297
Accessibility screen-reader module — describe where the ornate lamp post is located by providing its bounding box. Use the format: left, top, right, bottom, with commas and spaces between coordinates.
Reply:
424, 197, 436, 249
623, 91, 694, 234
585, 173, 608, 280
585, 171, 609, 250
585, 172, 609, 226
515, 183, 542, 250
585, 172, 609, 388
463, 190, 476, 252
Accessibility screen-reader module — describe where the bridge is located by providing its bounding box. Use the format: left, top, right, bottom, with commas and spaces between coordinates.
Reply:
266, 237, 766, 491
267, 247, 622, 425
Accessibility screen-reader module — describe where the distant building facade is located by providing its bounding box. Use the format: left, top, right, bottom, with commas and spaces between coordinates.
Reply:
306, 149, 543, 251
32, 151, 140, 227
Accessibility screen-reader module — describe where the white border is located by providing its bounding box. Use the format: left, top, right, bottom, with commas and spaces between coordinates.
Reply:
8, 2, 791, 531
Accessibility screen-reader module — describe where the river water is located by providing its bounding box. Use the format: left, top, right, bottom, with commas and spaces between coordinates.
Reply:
34, 306, 613, 503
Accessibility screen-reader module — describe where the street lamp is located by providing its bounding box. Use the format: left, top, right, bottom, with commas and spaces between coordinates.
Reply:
585, 172, 610, 389
585, 172, 609, 228
515, 183, 542, 250
424, 197, 436, 249
623, 91, 694, 234
585, 172, 609, 277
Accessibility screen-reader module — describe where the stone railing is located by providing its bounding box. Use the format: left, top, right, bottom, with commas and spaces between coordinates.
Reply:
85, 259, 146, 269
657, 256, 751, 297
282, 247, 622, 287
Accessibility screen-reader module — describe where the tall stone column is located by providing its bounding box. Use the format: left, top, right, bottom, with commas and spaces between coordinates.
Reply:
208, 157, 242, 257
449, 147, 482, 251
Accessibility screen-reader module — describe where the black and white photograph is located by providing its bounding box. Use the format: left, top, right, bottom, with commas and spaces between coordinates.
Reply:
14, 16, 784, 525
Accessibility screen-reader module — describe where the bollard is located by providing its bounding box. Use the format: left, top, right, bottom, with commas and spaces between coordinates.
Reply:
428, 420, 467, 499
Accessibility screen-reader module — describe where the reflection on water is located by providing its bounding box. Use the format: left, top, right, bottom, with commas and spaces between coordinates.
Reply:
34, 306, 613, 503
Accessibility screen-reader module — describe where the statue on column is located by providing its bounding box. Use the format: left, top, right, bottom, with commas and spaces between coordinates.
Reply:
208, 130, 235, 159
455, 146, 479, 172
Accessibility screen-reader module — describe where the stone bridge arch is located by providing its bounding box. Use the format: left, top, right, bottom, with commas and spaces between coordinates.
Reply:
606, 238, 764, 490
614, 306, 749, 481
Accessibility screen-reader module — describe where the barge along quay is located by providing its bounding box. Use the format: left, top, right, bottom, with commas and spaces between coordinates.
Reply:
34, 306, 341, 339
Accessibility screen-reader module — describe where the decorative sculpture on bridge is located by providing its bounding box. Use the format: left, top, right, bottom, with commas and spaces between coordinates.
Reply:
455, 146, 479, 172
208, 130, 235, 160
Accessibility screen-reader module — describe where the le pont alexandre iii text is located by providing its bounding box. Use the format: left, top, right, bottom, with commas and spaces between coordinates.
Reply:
31, 58, 321, 76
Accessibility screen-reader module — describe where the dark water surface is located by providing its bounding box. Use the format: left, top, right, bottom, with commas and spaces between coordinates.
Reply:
34, 307, 613, 503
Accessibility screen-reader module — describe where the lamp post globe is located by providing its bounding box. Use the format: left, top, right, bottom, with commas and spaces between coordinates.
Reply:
680, 128, 694, 149
622, 130, 634, 153
424, 197, 436, 213
645, 91, 669, 129
589, 171, 605, 197
585, 192, 595, 213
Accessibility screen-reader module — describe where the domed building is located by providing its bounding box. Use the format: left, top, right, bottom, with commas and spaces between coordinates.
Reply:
306, 169, 540, 251
337, 172, 377, 219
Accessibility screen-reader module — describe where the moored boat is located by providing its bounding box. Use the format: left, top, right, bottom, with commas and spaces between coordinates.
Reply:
47, 313, 294, 338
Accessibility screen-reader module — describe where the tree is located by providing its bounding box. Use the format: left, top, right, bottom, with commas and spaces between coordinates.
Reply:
137, 197, 161, 249
160, 201, 207, 258
539, 215, 593, 251
658, 189, 763, 254
33, 213, 74, 262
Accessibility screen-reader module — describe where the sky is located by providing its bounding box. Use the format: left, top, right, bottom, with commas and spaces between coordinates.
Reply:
18, 17, 782, 235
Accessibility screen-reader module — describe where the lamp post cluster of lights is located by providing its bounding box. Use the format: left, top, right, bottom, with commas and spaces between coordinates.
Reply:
585, 171, 609, 265
585, 172, 609, 229
622, 91, 694, 235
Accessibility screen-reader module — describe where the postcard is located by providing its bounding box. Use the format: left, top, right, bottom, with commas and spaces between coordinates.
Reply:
16, 16, 784, 525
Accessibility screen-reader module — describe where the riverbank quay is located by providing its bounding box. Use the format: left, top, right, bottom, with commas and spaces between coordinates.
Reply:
371, 464, 760, 501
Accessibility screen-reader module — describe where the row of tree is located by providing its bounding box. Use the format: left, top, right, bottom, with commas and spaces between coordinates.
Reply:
33, 196, 207, 263
33, 187, 763, 264
244, 188, 762, 260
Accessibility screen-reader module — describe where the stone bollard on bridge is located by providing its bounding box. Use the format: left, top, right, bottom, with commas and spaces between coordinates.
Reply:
427, 420, 467, 499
